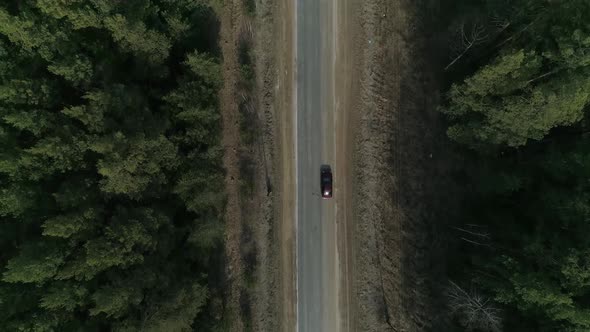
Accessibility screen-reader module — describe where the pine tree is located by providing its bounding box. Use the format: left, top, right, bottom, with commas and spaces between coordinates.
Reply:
442, 0, 590, 148
0, 0, 225, 330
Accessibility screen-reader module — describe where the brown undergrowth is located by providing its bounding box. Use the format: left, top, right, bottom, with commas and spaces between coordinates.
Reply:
219, 0, 282, 330
352, 1, 457, 331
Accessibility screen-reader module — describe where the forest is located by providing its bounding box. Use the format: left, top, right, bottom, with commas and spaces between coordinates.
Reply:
0, 0, 227, 331
441, 0, 590, 331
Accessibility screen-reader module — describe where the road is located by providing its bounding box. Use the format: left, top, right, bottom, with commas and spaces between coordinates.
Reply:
295, 0, 345, 330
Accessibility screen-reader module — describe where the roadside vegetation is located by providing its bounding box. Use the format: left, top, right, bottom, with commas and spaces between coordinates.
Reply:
440, 0, 590, 331
237, 16, 256, 198
236, 5, 257, 332
0, 1, 228, 330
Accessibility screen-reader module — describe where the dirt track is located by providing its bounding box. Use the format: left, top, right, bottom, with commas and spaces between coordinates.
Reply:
333, 0, 359, 330
271, 0, 297, 329
218, 0, 246, 329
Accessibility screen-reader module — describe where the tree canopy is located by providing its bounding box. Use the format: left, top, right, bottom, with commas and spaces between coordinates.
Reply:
441, 0, 590, 148
0, 0, 224, 330
442, 1, 590, 331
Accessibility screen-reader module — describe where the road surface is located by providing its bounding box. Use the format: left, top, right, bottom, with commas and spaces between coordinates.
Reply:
295, 0, 344, 330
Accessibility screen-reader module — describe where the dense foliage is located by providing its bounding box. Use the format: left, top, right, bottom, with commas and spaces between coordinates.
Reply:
0, 0, 225, 331
443, 0, 590, 148
441, 1, 590, 331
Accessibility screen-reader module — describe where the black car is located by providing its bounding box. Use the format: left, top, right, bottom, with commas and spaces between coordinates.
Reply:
320, 165, 333, 199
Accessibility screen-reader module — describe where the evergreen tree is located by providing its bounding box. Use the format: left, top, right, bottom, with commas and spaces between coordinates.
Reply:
0, 0, 226, 330
443, 2, 590, 331
442, 0, 590, 148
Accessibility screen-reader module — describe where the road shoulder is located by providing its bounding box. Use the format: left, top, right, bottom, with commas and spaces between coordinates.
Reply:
255, 0, 297, 330
333, 0, 361, 330
219, 0, 290, 330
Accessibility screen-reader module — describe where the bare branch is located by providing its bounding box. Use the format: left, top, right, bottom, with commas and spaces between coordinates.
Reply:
446, 23, 489, 71
495, 18, 537, 49
460, 237, 492, 247
491, 16, 511, 30
525, 68, 560, 85
446, 281, 503, 332
453, 226, 490, 239
465, 224, 489, 228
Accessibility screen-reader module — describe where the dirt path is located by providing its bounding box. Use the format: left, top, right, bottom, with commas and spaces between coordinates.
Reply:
333, 0, 360, 330
263, 0, 297, 330
250, 0, 297, 330
218, 0, 245, 330
249, 0, 296, 330
274, 0, 297, 329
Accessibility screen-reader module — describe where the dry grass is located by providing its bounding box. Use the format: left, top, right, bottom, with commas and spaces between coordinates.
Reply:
218, 0, 270, 331
352, 0, 457, 331
218, 0, 246, 329
237, 0, 283, 331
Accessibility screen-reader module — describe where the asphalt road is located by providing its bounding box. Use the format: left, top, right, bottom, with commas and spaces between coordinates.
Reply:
296, 0, 340, 330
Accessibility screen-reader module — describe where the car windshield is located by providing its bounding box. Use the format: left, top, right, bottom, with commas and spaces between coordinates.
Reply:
322, 176, 331, 183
